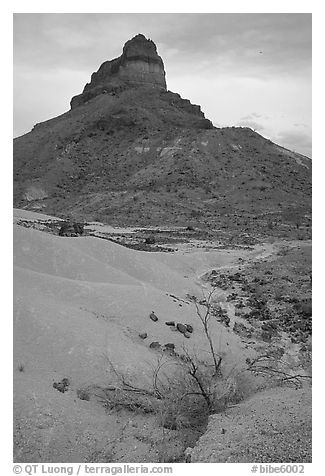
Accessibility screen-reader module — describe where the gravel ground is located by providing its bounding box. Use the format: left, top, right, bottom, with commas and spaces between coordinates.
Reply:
190, 385, 312, 463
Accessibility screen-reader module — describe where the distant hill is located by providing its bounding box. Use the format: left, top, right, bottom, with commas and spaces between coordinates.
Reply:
13, 34, 311, 240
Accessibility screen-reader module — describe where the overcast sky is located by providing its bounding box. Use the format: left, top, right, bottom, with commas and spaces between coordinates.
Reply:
13, 13, 312, 156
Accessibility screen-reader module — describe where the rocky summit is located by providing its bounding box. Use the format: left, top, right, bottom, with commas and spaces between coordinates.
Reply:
71, 34, 167, 108
13, 34, 311, 242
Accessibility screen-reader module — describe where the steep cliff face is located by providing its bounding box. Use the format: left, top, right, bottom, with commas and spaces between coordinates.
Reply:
71, 34, 166, 109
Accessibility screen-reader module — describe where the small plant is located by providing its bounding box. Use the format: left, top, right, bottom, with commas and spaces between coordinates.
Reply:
145, 235, 156, 244
17, 363, 25, 372
267, 221, 274, 230
77, 388, 91, 401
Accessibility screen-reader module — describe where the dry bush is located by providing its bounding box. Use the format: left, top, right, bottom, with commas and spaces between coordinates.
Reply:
17, 363, 25, 372
94, 385, 156, 414
245, 348, 312, 388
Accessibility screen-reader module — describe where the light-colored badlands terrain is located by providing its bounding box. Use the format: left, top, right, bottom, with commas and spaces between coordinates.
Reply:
13, 209, 312, 463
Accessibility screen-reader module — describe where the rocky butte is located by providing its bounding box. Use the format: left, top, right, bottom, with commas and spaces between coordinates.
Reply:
13, 34, 311, 241
71, 33, 167, 108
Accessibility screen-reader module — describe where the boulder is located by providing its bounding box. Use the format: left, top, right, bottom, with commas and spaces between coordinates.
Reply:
73, 223, 84, 235
53, 377, 70, 393
149, 311, 158, 322
59, 222, 84, 237
145, 236, 156, 244
176, 323, 188, 335
149, 341, 161, 350
164, 343, 175, 350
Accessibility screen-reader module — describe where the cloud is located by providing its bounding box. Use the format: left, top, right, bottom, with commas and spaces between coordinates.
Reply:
293, 122, 308, 128
240, 112, 266, 121
13, 13, 311, 76
236, 120, 265, 131
276, 130, 312, 157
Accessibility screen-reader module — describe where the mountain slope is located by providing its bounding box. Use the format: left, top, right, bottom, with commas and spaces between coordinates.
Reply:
13, 34, 311, 239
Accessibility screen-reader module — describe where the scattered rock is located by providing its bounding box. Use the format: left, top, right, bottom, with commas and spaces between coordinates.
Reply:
53, 377, 70, 393
176, 323, 188, 335
261, 321, 278, 335
163, 343, 177, 355
164, 343, 175, 350
149, 311, 158, 322
185, 324, 193, 333
261, 330, 273, 342
233, 322, 253, 338
220, 314, 230, 327
139, 332, 148, 339
165, 321, 175, 326
149, 341, 161, 350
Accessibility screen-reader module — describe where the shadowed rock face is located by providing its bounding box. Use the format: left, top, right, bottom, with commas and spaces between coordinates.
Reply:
71, 34, 166, 108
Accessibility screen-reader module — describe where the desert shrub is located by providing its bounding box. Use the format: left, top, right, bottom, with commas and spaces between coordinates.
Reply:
96, 386, 155, 414
274, 289, 283, 301
294, 300, 312, 317
155, 366, 210, 432
190, 210, 201, 218
267, 221, 274, 230
77, 388, 91, 401
17, 363, 25, 372
98, 348, 246, 436
154, 357, 251, 436
145, 235, 156, 244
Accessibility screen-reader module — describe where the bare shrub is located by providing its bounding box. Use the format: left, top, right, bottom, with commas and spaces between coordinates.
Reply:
245, 348, 312, 388
187, 287, 223, 375
76, 387, 91, 401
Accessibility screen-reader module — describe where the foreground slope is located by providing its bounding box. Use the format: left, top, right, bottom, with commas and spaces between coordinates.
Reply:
14, 217, 257, 384
13, 215, 254, 462
13, 210, 311, 462
190, 386, 311, 463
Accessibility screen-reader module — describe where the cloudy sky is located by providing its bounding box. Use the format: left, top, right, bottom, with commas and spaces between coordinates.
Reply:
13, 13, 312, 156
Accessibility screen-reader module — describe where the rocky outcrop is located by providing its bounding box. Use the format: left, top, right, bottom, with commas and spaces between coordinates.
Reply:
71, 34, 166, 108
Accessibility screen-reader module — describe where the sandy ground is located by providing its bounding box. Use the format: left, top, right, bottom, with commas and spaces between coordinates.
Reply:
13, 209, 311, 462
190, 386, 312, 463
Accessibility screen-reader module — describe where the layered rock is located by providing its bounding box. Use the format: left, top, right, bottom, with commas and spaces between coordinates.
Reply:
71, 34, 166, 109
